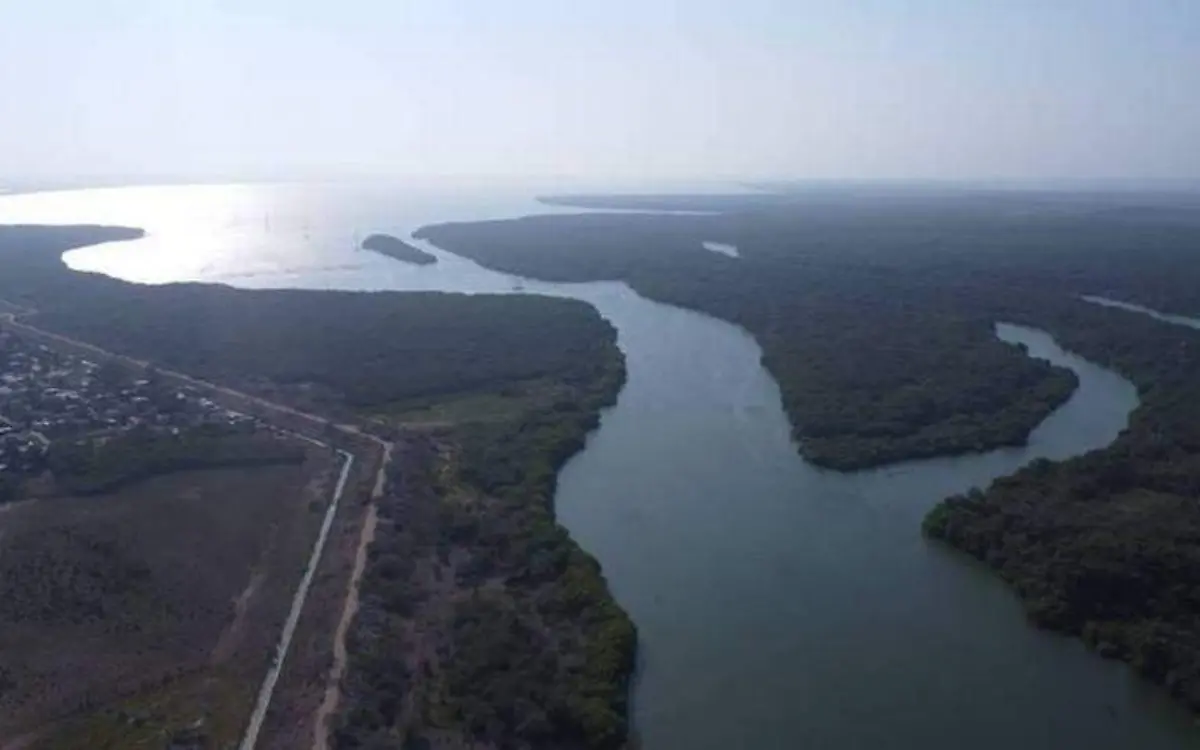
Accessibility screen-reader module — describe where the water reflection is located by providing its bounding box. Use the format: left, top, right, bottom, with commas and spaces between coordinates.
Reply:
701, 240, 739, 257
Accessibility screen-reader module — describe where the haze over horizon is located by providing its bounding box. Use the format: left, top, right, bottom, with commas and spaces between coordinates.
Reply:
4, 0, 1199, 186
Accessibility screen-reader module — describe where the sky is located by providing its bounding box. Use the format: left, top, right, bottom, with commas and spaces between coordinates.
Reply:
3, 0, 1199, 185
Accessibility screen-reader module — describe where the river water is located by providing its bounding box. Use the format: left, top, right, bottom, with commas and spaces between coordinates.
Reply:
1084, 295, 1200, 332
1, 183, 1196, 748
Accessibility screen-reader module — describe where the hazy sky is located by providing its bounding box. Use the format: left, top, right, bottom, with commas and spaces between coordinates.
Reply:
3, 1, 1199, 184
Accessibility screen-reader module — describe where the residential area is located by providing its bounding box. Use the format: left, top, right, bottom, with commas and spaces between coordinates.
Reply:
0, 327, 259, 482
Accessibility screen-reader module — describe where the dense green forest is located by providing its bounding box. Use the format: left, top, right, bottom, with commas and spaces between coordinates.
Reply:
335, 324, 632, 748
421, 191, 1200, 714
361, 233, 437, 265
417, 207, 1081, 468
0, 226, 615, 412
419, 192, 1200, 469
925, 292, 1200, 711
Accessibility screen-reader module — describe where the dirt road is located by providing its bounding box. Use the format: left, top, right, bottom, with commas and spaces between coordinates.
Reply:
312, 501, 378, 750
312, 439, 392, 750
239, 449, 355, 750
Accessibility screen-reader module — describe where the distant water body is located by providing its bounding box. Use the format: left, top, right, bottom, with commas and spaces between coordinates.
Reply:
1084, 294, 1200, 331
1, 183, 1196, 749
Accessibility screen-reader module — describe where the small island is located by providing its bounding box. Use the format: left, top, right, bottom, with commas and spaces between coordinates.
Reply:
361, 232, 437, 265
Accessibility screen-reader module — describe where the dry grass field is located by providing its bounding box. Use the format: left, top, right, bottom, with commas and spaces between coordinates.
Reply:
0, 445, 336, 750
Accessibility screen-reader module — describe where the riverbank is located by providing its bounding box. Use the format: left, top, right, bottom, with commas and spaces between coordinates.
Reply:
335, 345, 634, 748
5, 183, 1199, 749
926, 293, 1200, 714
415, 213, 1081, 471
0, 224, 635, 749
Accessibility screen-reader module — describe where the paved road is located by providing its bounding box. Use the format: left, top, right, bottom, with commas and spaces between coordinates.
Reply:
239, 447, 354, 750
312, 440, 393, 750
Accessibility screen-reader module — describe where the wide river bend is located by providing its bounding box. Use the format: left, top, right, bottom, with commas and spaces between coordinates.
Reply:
1, 184, 1196, 748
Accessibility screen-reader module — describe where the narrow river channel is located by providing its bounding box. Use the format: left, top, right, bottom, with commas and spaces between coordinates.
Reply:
1, 183, 1196, 749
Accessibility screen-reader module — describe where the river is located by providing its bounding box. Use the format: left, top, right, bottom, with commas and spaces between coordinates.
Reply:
0, 183, 1196, 748
1084, 295, 1200, 332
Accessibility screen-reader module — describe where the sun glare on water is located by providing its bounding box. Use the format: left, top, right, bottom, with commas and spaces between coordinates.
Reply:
0, 184, 291, 284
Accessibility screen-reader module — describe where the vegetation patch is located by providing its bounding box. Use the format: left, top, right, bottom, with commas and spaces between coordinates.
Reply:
369, 377, 570, 428
420, 194, 1200, 716
0, 225, 636, 748
361, 233, 437, 265
0, 225, 618, 417
334, 323, 632, 749
45, 424, 306, 496
415, 208, 1080, 470
925, 295, 1200, 712
0, 456, 333, 748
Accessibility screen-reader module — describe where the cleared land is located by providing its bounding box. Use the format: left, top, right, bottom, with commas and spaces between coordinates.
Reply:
0, 452, 335, 749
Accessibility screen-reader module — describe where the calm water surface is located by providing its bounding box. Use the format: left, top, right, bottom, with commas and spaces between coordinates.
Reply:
1, 183, 1196, 749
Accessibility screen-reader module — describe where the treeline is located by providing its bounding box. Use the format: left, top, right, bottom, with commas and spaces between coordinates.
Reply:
335, 343, 633, 749
416, 208, 1080, 469
445, 355, 632, 748
33, 288, 615, 410
417, 195, 1200, 470
0, 226, 615, 411
46, 424, 305, 495
419, 194, 1200, 714
924, 291, 1200, 711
